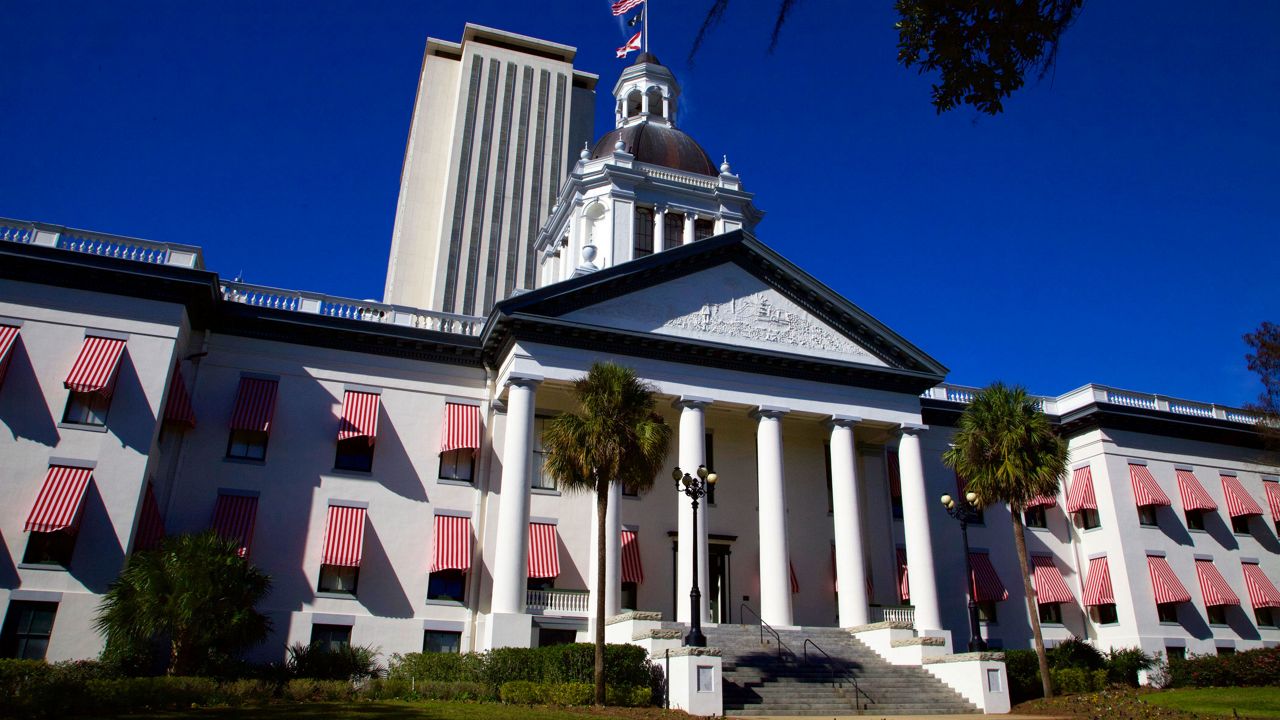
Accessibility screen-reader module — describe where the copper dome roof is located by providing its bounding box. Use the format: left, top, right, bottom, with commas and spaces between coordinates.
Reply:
591, 120, 718, 177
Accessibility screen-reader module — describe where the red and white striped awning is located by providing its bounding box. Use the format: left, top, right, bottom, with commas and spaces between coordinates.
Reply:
64, 336, 126, 397
968, 552, 1009, 602
24, 466, 93, 533
1265, 480, 1280, 522
134, 482, 165, 552
621, 529, 644, 584
0, 324, 19, 386
1241, 562, 1280, 609
323, 504, 367, 568
229, 377, 278, 433
1130, 464, 1171, 507
337, 390, 380, 443
1066, 466, 1098, 513
1032, 555, 1075, 605
163, 364, 196, 427
790, 561, 799, 594
528, 522, 560, 578
441, 403, 481, 453
1221, 475, 1264, 518
1082, 555, 1115, 607
1026, 493, 1058, 509
887, 451, 901, 499
212, 492, 258, 557
1176, 469, 1217, 512
1194, 559, 1241, 607
1147, 555, 1192, 605
431, 514, 472, 572
896, 548, 910, 602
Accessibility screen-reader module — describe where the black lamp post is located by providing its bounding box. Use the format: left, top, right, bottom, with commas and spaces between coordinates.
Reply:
941, 490, 988, 652
672, 464, 717, 647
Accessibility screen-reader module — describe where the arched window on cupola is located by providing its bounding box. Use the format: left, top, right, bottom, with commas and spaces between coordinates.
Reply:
626, 90, 643, 118
644, 87, 664, 118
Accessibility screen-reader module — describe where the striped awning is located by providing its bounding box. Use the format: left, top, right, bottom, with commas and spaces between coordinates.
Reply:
1265, 480, 1280, 522
337, 390, 380, 443
1241, 562, 1280, 609
1176, 469, 1217, 512
1082, 555, 1115, 606
1066, 466, 1098, 513
431, 514, 472, 572
621, 529, 644, 583
440, 403, 481, 453
1194, 559, 1241, 607
1147, 555, 1192, 605
211, 492, 258, 557
1221, 475, 1263, 518
163, 364, 196, 427
1032, 555, 1075, 605
64, 336, 126, 397
790, 561, 799, 594
969, 552, 1009, 602
0, 324, 19, 386
323, 504, 367, 568
24, 466, 93, 533
896, 548, 910, 602
229, 377, 278, 433
1130, 464, 1171, 507
134, 483, 165, 552
887, 451, 901, 499
528, 522, 560, 578
1026, 493, 1058, 509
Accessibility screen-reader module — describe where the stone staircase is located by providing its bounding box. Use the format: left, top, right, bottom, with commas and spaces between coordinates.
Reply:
704, 624, 980, 716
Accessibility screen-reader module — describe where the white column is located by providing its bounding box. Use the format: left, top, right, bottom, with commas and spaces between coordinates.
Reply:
675, 397, 712, 624
898, 423, 943, 633
662, 95, 671, 121
491, 377, 540, 615
828, 416, 869, 627
653, 207, 666, 251
683, 213, 695, 245
589, 482, 623, 621
753, 406, 792, 627
641, 90, 651, 115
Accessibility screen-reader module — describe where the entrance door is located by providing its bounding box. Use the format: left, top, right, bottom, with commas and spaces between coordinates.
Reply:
708, 545, 731, 623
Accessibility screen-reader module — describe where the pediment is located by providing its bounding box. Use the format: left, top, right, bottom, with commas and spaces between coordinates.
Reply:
561, 262, 888, 366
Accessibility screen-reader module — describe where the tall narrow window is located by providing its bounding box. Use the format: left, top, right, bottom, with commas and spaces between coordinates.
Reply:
664, 212, 684, 249
532, 416, 555, 490
694, 218, 715, 240
0, 601, 58, 660
823, 443, 833, 513
634, 207, 654, 257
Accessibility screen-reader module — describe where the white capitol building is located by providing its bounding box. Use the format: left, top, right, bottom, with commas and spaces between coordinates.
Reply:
1, 22, 1277, 716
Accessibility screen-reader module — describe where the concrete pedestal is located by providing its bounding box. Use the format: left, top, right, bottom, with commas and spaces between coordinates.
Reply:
480, 612, 533, 650
923, 652, 1011, 714
664, 647, 723, 717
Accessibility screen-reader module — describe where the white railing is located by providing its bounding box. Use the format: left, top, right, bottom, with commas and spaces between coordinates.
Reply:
219, 281, 485, 337
1168, 400, 1214, 418
0, 217, 203, 268
639, 163, 719, 189
1106, 390, 1158, 410
526, 589, 589, 615
945, 387, 975, 404
926, 382, 1259, 426
1225, 410, 1260, 424
870, 605, 915, 627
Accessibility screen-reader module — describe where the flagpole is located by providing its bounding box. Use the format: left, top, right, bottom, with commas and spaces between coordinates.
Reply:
643, 0, 649, 53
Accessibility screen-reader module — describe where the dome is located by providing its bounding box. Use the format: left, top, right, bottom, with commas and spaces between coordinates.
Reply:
591, 120, 718, 176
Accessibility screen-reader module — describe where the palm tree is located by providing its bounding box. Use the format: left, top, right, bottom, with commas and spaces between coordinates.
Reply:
541, 362, 672, 705
942, 382, 1066, 699
95, 531, 272, 675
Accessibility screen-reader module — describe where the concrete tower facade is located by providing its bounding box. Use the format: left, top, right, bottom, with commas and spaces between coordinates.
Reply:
384, 24, 597, 316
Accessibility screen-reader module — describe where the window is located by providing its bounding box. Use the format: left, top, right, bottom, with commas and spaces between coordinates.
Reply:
664, 212, 684, 249
0, 601, 57, 660
1024, 506, 1047, 529
310, 624, 351, 652
527, 577, 554, 592
1231, 515, 1251, 534
1255, 607, 1277, 628
704, 432, 715, 505
1138, 505, 1159, 527
1038, 603, 1063, 624
1157, 602, 1179, 624
318, 565, 359, 595
1076, 508, 1101, 530
622, 581, 638, 611
62, 391, 109, 427
1207, 605, 1227, 626
227, 429, 268, 461
634, 207, 654, 257
1166, 645, 1186, 662
823, 443, 833, 513
532, 417, 555, 490
438, 449, 474, 483
1091, 603, 1119, 625
693, 218, 715, 240
977, 601, 997, 624
1217, 646, 1236, 656
1185, 509, 1206, 531
424, 630, 461, 653
427, 569, 466, 603
538, 628, 577, 647
22, 531, 76, 567
334, 437, 374, 472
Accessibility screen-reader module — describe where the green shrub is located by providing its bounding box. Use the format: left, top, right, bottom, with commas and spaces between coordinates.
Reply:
1002, 649, 1043, 704
1050, 667, 1107, 695
544, 681, 593, 705
605, 684, 654, 707
1165, 646, 1280, 688
499, 680, 545, 704
287, 642, 382, 681
214, 678, 278, 706
486, 647, 544, 687
282, 678, 355, 702
1048, 637, 1106, 671
1105, 647, 1154, 687
388, 651, 486, 683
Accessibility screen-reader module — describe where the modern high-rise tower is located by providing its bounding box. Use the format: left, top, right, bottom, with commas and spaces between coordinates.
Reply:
383, 24, 597, 316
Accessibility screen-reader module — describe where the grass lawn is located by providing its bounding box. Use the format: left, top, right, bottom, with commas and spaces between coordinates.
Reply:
1141, 687, 1280, 719
105, 700, 689, 720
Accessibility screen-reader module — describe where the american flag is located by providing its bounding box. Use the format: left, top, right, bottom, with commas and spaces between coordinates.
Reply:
612, 0, 644, 17
616, 31, 642, 58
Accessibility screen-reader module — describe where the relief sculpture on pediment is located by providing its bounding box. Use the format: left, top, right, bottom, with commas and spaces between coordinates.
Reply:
662, 292, 872, 359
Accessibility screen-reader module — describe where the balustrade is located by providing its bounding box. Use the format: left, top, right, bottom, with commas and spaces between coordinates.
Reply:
219, 281, 484, 337
1, 217, 203, 268
526, 589, 590, 615
869, 605, 916, 627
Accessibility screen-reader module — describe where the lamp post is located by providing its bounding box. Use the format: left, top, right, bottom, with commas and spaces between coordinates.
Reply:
940, 491, 988, 652
673, 464, 717, 647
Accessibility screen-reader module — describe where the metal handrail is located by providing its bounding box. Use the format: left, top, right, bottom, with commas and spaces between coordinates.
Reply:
739, 603, 794, 660
803, 638, 873, 712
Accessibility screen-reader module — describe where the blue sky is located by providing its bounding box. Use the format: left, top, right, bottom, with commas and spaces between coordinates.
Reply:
2, 1, 1277, 406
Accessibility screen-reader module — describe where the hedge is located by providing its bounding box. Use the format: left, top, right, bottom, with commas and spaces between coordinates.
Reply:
1165, 646, 1280, 688
1004, 638, 1155, 703
498, 681, 652, 707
